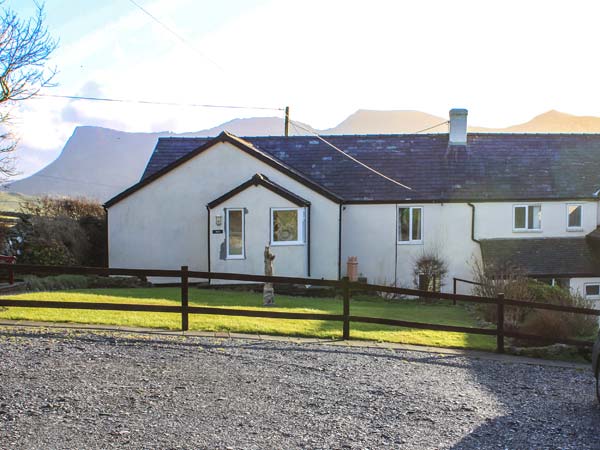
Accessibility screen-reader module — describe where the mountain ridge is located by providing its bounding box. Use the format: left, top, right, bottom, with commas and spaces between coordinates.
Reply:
8, 109, 600, 202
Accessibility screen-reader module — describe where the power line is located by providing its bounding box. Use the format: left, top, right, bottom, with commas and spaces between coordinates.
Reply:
414, 120, 449, 134
286, 113, 412, 191
26, 173, 125, 189
35, 93, 284, 111
126, 0, 224, 72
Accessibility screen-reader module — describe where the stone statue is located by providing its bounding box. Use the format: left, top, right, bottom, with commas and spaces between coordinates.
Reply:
263, 246, 276, 306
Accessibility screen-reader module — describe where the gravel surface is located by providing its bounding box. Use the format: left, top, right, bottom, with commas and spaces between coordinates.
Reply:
0, 327, 598, 449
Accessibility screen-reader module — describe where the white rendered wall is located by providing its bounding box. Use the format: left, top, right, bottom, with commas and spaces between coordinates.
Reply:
108, 141, 339, 280
474, 201, 597, 239
209, 186, 308, 282
341, 203, 481, 293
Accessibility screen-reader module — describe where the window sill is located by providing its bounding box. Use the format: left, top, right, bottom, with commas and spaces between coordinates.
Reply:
567, 227, 584, 232
397, 241, 423, 245
225, 256, 245, 260
270, 241, 305, 247
512, 229, 542, 233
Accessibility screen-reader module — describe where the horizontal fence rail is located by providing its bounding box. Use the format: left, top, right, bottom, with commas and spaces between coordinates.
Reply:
0, 263, 598, 352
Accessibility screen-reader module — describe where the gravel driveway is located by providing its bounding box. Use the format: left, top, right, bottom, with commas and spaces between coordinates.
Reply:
0, 327, 598, 449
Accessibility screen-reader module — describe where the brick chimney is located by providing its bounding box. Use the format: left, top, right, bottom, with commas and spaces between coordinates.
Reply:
449, 108, 468, 146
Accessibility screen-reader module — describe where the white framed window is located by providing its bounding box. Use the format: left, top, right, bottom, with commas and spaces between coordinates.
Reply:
584, 283, 600, 300
270, 208, 305, 245
513, 204, 541, 231
398, 206, 423, 244
225, 208, 245, 259
566, 204, 583, 230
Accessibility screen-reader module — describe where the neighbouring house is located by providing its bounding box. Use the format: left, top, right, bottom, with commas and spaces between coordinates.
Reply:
104, 109, 600, 301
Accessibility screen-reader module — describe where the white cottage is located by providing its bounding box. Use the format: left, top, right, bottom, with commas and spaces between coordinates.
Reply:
105, 109, 600, 300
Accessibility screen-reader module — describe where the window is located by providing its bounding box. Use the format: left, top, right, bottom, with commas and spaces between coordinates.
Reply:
567, 204, 583, 230
585, 283, 600, 300
226, 208, 244, 259
271, 208, 305, 245
513, 205, 541, 231
398, 206, 423, 243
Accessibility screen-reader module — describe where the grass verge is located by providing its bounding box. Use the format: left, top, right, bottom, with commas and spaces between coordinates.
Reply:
0, 287, 495, 351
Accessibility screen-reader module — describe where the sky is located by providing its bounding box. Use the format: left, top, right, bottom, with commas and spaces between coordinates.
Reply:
7, 0, 600, 178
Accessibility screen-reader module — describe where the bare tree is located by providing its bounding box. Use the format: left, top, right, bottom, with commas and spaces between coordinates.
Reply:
0, 2, 57, 176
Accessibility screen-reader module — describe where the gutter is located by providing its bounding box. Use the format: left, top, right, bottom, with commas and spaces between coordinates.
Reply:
206, 205, 211, 285
337, 204, 343, 280
103, 205, 109, 268
468, 202, 480, 244
307, 205, 311, 277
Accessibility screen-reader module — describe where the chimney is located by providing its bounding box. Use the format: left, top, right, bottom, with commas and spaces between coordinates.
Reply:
449, 108, 468, 146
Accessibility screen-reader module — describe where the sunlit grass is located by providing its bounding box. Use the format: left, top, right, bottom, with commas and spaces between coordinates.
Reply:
0, 287, 495, 351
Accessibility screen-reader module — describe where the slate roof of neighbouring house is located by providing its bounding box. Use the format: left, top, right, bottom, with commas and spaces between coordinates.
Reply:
135, 132, 600, 203
480, 238, 600, 277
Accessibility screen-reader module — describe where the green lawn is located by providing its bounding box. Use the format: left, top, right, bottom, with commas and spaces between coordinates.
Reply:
0, 288, 495, 350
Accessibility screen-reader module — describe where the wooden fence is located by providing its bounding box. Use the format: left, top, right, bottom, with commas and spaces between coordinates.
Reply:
0, 263, 599, 353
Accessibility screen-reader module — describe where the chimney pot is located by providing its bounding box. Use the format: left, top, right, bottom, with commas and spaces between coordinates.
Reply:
449, 108, 468, 145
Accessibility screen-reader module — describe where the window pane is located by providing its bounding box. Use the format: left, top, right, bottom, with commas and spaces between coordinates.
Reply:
412, 208, 422, 241
273, 210, 298, 242
585, 284, 600, 297
399, 208, 410, 241
514, 206, 526, 229
228, 210, 243, 256
568, 205, 582, 228
528, 205, 541, 229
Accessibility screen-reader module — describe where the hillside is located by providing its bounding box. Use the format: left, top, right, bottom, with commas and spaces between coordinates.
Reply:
323, 110, 447, 134
6, 117, 314, 201
7, 109, 600, 202
471, 110, 600, 133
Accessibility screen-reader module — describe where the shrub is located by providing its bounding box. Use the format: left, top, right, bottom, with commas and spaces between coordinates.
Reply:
471, 258, 532, 327
5, 196, 106, 266
23, 274, 148, 292
521, 283, 598, 341
471, 259, 598, 343
412, 250, 448, 293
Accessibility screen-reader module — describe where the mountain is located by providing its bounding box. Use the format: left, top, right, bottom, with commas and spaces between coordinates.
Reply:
323, 110, 447, 134
7, 109, 600, 202
470, 110, 600, 133
6, 117, 314, 201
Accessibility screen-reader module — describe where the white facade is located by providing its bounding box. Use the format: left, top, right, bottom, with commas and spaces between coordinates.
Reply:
474, 201, 597, 239
107, 137, 600, 297
209, 185, 310, 280
341, 203, 480, 293
108, 141, 339, 282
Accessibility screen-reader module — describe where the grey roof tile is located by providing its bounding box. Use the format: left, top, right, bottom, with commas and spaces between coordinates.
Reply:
141, 133, 600, 202
480, 238, 600, 276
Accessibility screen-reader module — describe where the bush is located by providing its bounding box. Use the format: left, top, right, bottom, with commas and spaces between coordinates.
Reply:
5, 196, 106, 266
412, 250, 448, 293
520, 283, 598, 341
23, 275, 148, 292
471, 259, 598, 343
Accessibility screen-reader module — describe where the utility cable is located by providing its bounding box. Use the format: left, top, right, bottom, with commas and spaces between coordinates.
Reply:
125, 0, 224, 72
414, 120, 449, 134
286, 113, 413, 191
35, 93, 284, 111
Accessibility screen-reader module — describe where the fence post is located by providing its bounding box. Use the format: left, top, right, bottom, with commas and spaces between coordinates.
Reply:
342, 276, 350, 340
8, 265, 13, 285
496, 292, 505, 354
181, 265, 189, 332
453, 278, 457, 305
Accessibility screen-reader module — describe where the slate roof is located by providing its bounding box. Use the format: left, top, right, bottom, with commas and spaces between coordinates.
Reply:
207, 174, 310, 209
480, 238, 600, 277
137, 133, 600, 203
